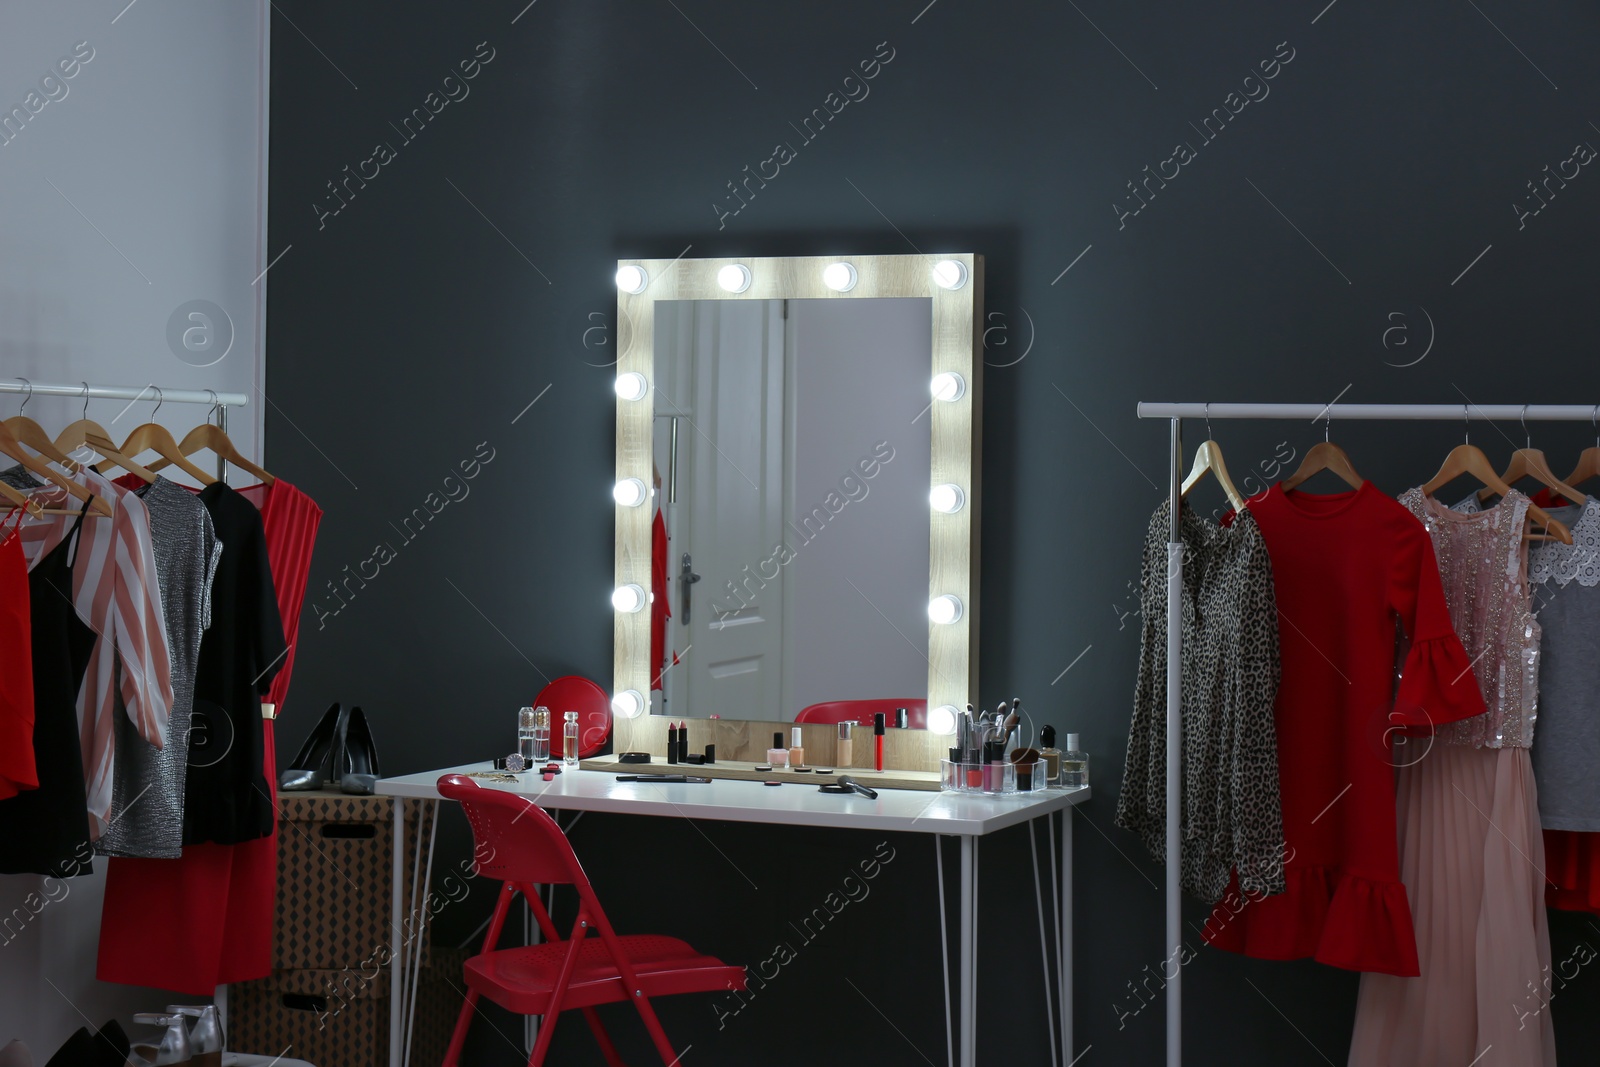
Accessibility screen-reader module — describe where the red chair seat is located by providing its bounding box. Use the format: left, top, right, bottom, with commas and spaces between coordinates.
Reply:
465, 935, 745, 1014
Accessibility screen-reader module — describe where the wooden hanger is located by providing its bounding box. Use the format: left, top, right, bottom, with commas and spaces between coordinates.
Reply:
93, 390, 215, 485
1423, 439, 1572, 545
4, 380, 81, 471
54, 385, 155, 483
0, 421, 112, 517
1477, 407, 1585, 507
145, 402, 273, 486
1281, 418, 1364, 492
1562, 405, 1600, 490
56, 419, 156, 483
1181, 440, 1246, 510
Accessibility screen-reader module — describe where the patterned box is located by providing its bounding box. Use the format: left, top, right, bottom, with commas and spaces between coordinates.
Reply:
274, 792, 435, 971
230, 967, 389, 1066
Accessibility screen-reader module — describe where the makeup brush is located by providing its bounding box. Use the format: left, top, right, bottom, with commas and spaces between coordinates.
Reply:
836, 775, 879, 799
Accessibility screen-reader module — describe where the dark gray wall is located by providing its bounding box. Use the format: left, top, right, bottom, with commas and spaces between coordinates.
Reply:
265, 2, 1600, 1064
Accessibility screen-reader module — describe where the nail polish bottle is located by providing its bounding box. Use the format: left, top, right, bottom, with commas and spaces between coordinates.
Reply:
1040, 725, 1062, 786
767, 731, 789, 769
1061, 733, 1089, 788
836, 721, 854, 767
788, 726, 806, 770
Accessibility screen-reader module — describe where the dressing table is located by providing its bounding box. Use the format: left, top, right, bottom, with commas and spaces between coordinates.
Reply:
376, 253, 1089, 1066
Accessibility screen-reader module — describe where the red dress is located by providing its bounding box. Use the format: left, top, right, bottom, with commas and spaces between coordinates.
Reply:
1203, 483, 1485, 976
0, 513, 36, 800
98, 479, 321, 993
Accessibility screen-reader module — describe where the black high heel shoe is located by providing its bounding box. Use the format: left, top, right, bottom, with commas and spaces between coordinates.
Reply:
280, 702, 347, 791
339, 705, 380, 795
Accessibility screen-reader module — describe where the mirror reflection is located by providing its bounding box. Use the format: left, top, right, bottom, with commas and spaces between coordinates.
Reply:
650, 297, 931, 721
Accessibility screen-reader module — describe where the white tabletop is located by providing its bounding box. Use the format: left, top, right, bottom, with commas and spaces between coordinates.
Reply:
376, 762, 1090, 836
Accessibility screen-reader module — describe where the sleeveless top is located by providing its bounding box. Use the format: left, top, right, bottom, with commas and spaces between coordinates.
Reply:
0, 511, 37, 799
1399, 488, 1539, 748
0, 501, 97, 877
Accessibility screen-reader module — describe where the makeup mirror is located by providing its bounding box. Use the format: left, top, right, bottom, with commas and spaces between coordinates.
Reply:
612, 255, 982, 764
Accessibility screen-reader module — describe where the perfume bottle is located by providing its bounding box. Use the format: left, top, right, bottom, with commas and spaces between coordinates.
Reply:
563, 711, 579, 767
788, 726, 806, 770
1061, 733, 1088, 788
532, 706, 551, 762
767, 731, 789, 768
1039, 725, 1062, 786
517, 707, 537, 766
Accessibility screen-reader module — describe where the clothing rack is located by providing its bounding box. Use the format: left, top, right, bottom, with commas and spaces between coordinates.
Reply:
1135, 401, 1600, 1067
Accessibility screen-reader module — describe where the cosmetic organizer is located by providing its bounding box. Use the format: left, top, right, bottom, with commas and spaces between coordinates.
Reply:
940, 758, 1048, 795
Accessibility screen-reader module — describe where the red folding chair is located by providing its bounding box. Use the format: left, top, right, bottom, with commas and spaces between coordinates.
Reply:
438, 774, 745, 1067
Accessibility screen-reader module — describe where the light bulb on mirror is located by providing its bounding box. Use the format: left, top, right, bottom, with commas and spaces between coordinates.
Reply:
930, 372, 966, 402
929, 483, 965, 513
612, 689, 646, 718
822, 262, 857, 292
614, 372, 648, 401
928, 704, 958, 735
612, 584, 647, 613
931, 259, 968, 290
613, 478, 648, 507
717, 264, 752, 293
928, 594, 963, 625
615, 265, 648, 293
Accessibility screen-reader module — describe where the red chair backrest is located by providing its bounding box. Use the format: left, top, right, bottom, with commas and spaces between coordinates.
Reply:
438, 774, 593, 890
533, 675, 612, 759
795, 699, 928, 730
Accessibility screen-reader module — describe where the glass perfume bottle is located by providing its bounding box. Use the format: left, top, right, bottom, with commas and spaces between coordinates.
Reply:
532, 706, 551, 762
1039, 725, 1062, 786
517, 707, 537, 766
1061, 733, 1089, 788
563, 711, 579, 767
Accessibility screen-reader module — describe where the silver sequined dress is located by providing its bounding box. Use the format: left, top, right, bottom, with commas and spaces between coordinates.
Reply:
97, 476, 221, 858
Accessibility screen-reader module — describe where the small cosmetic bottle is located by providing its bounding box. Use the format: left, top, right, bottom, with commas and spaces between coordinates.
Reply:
532, 706, 551, 763
1040, 725, 1062, 786
836, 721, 854, 767
517, 707, 537, 766
1061, 733, 1089, 788
789, 726, 806, 770
563, 711, 579, 768
873, 712, 886, 772
894, 706, 908, 729
767, 731, 789, 768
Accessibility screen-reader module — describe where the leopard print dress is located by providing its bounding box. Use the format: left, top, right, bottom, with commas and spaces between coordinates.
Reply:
1117, 499, 1285, 903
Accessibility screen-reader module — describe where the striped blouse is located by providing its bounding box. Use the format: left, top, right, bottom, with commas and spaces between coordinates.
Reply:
1, 466, 174, 836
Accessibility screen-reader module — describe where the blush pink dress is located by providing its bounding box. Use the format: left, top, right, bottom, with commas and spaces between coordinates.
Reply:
1348, 490, 1555, 1066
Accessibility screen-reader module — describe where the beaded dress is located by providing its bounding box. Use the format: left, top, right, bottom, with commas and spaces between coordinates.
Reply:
1349, 489, 1554, 1067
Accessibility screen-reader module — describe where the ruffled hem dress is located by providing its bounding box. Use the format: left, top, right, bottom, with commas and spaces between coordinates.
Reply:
1202, 483, 1485, 977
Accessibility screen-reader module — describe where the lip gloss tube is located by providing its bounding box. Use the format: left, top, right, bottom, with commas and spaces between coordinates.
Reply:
873, 712, 886, 772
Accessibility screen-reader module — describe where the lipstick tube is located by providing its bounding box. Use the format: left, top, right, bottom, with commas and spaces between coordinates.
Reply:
873, 712, 886, 772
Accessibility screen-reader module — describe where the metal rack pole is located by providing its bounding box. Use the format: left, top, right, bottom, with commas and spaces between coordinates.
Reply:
1165, 417, 1183, 1067
1138, 402, 1600, 421
0, 378, 247, 407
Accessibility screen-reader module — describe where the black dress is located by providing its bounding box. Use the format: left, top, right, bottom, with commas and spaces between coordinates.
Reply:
0, 502, 96, 877
182, 483, 287, 846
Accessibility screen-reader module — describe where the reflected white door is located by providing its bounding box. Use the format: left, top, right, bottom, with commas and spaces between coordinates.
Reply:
655, 300, 787, 721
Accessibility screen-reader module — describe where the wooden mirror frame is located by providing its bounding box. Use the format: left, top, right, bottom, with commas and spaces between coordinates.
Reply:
611, 253, 983, 768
